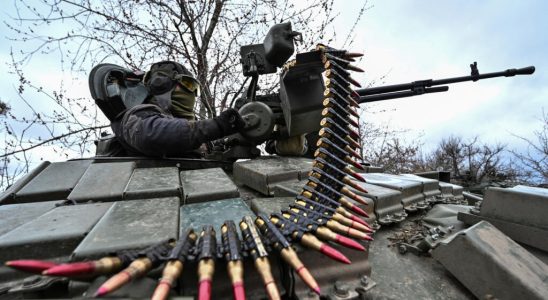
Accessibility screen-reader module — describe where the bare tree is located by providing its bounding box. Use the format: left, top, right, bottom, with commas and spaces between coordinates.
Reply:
2, 0, 370, 189
423, 135, 520, 186
511, 110, 548, 184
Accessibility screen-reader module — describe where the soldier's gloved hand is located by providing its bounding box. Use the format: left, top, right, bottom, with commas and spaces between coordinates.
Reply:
214, 108, 246, 136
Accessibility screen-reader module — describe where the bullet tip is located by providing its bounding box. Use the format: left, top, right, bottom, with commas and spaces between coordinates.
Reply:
93, 286, 109, 298
42, 262, 94, 277
320, 244, 352, 264
233, 282, 246, 300
336, 235, 366, 251
313, 287, 321, 295
198, 279, 212, 300
5, 259, 58, 274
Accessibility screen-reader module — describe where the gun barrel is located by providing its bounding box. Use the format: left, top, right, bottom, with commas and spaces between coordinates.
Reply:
356, 65, 535, 104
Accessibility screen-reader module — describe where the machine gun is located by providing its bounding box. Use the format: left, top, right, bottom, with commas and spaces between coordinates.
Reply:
356, 62, 535, 104
88, 22, 535, 161
209, 22, 535, 161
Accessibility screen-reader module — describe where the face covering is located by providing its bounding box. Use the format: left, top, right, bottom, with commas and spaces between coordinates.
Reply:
170, 86, 196, 120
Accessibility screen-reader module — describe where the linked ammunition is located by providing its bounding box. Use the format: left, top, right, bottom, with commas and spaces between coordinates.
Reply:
272, 213, 353, 263
308, 169, 368, 206
304, 179, 369, 218
337, 206, 372, 228
94, 241, 172, 297
320, 117, 360, 140
325, 78, 361, 100
240, 216, 280, 300
324, 56, 364, 73
294, 199, 371, 233
255, 214, 320, 295
152, 229, 197, 300
315, 147, 364, 171
321, 107, 359, 132
43, 257, 123, 277
324, 87, 360, 108
290, 202, 366, 232
319, 126, 361, 150
325, 68, 362, 88
324, 60, 351, 77
317, 137, 363, 160
94, 257, 153, 297
221, 221, 245, 300
5, 259, 58, 274
313, 156, 367, 184
197, 226, 216, 300
323, 97, 360, 118
323, 53, 357, 66
316, 44, 363, 59
309, 170, 368, 205
289, 205, 371, 238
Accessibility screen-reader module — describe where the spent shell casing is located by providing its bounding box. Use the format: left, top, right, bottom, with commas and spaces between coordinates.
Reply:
44, 257, 123, 277
323, 97, 360, 118
6, 259, 58, 274
320, 117, 360, 140
94, 257, 153, 297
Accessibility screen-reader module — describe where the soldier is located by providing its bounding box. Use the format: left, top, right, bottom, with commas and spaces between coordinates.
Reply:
111, 61, 245, 157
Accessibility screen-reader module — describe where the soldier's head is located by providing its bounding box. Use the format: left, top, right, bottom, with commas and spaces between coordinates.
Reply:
144, 61, 200, 120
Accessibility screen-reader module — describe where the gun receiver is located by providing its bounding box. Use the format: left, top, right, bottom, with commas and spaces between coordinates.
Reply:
356, 62, 535, 104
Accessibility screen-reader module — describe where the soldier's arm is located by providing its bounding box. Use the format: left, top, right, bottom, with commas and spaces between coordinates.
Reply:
113, 106, 243, 157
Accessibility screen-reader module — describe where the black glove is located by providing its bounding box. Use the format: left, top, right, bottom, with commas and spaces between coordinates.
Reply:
214, 108, 246, 136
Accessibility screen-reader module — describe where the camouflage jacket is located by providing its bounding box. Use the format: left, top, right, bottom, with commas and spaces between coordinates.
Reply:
111, 104, 222, 157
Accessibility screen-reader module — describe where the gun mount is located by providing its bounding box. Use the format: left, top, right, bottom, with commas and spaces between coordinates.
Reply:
219, 25, 536, 162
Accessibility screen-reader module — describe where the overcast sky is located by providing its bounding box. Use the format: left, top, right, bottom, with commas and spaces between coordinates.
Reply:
334, 0, 547, 152
1, 0, 546, 161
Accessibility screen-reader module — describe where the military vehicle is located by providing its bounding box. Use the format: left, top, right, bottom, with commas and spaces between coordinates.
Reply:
1, 22, 546, 300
